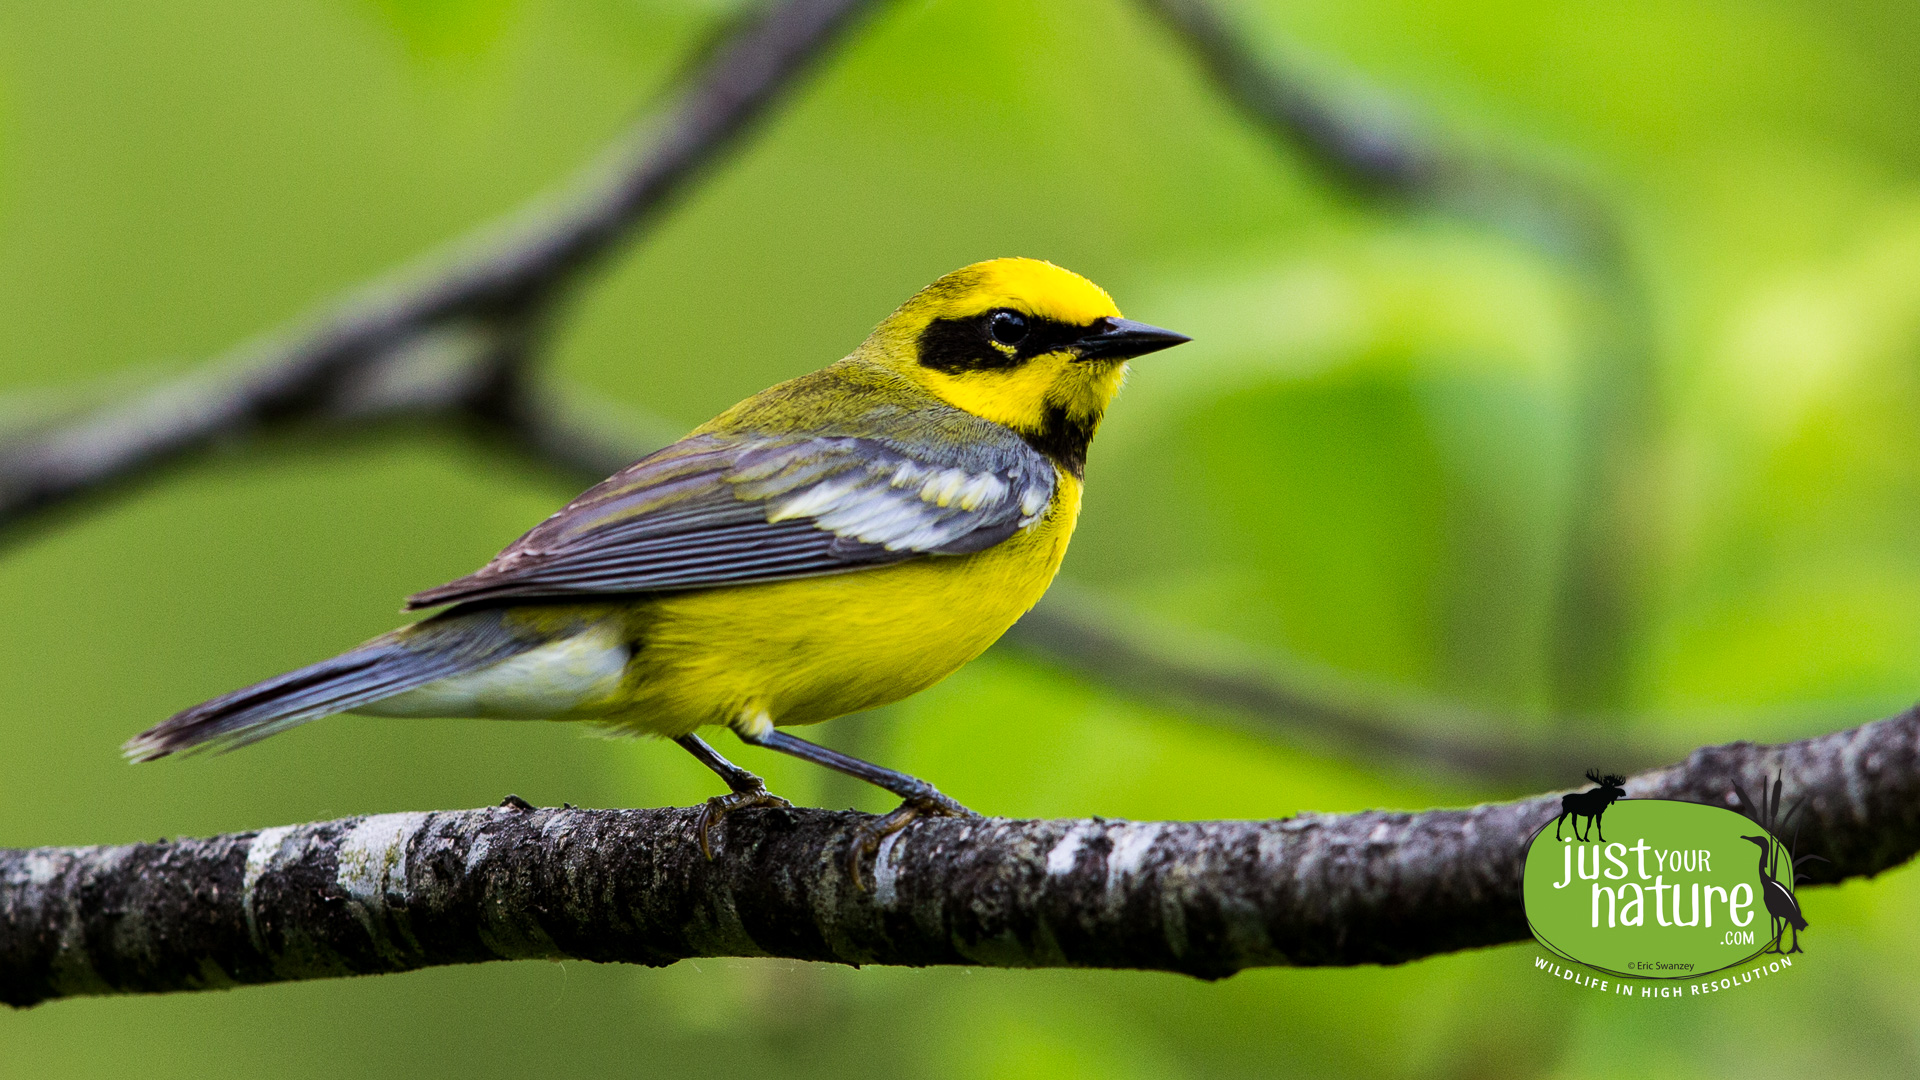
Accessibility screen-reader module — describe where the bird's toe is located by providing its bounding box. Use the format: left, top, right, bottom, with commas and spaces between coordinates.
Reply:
695, 787, 794, 859
843, 789, 980, 890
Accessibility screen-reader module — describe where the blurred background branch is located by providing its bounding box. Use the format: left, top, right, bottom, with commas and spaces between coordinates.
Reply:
0, 0, 1685, 787
1138, 0, 1658, 720
1003, 599, 1653, 783
0, 0, 880, 539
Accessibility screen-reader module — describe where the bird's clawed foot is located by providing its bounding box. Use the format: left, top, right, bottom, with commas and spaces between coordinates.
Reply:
695, 785, 794, 860
846, 789, 980, 891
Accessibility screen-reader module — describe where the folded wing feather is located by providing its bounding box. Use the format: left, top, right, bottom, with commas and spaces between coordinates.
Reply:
406, 426, 1056, 609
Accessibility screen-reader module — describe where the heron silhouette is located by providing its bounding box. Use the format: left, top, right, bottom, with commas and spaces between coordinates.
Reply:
1731, 773, 1826, 955
1741, 834, 1807, 954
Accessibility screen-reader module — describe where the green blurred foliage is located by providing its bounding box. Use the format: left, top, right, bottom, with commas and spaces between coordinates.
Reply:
3, 0, 1920, 1075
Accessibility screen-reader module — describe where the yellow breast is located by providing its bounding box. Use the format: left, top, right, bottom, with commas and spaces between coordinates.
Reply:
594, 470, 1083, 737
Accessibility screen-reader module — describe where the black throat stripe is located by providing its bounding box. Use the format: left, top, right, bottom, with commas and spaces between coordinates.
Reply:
1020, 404, 1096, 479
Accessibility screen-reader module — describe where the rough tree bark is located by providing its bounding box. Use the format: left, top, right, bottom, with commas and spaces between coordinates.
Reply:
7, 703, 1919, 1008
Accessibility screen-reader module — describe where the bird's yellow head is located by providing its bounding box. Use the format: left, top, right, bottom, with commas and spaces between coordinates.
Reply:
856, 258, 1188, 475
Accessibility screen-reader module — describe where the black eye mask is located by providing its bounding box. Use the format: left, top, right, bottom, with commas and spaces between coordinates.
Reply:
916, 308, 1086, 374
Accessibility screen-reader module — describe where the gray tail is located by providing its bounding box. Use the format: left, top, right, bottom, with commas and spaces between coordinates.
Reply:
125, 609, 538, 762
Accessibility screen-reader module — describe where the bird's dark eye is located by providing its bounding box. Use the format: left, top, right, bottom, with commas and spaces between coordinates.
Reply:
988, 310, 1029, 346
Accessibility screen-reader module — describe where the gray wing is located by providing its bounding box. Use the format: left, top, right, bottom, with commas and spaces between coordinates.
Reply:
406, 429, 1056, 609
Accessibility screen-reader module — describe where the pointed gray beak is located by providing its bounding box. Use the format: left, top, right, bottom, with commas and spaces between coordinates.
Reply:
1073, 317, 1192, 361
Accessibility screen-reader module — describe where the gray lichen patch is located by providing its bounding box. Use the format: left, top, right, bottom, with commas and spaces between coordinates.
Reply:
333, 812, 432, 964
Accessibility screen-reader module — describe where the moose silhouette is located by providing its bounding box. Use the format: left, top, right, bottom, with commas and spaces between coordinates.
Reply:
1553, 769, 1627, 842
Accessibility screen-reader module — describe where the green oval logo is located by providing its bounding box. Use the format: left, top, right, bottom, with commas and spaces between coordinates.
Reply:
1523, 798, 1803, 978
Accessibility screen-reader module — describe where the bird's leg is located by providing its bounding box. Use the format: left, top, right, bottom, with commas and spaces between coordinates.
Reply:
735, 726, 980, 889
674, 733, 792, 859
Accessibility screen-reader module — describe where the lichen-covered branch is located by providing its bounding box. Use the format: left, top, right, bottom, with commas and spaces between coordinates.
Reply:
6, 703, 1917, 1008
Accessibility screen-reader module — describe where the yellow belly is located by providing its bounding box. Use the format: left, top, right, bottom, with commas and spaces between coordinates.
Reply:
590, 474, 1081, 737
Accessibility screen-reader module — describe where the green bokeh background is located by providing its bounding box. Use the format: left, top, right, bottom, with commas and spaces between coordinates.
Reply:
4, 0, 1919, 1075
